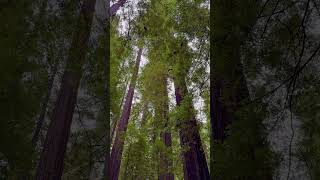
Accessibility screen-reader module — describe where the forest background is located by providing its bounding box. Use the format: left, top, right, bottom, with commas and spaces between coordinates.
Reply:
0, 0, 320, 179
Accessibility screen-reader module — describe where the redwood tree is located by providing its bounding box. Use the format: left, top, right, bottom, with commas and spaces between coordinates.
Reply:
35, 0, 97, 179
172, 39, 210, 180
35, 0, 129, 178
158, 77, 174, 180
109, 47, 143, 180
173, 78, 210, 180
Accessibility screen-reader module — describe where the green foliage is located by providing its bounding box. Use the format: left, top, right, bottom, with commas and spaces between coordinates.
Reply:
213, 105, 279, 179
119, 105, 155, 180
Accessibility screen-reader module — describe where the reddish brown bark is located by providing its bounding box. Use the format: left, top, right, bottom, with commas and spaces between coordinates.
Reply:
35, 71, 81, 180
159, 77, 174, 180
174, 79, 210, 180
109, 48, 143, 180
111, 76, 128, 141
35, 0, 96, 179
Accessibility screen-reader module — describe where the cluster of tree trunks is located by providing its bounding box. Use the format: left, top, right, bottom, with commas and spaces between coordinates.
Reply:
32, 0, 268, 179
35, 0, 127, 179
36, 0, 96, 178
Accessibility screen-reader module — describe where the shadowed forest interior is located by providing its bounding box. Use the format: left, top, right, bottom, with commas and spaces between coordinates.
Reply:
0, 0, 320, 180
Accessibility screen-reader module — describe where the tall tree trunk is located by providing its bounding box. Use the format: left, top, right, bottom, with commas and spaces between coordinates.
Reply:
35, 0, 96, 179
109, 48, 143, 180
159, 77, 174, 180
32, 61, 58, 146
173, 78, 210, 180
102, 0, 129, 178
111, 75, 129, 141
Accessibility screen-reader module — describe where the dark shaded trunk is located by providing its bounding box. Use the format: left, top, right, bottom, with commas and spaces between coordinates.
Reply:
174, 79, 210, 180
210, 25, 251, 180
35, 71, 81, 180
159, 131, 174, 180
210, 0, 257, 144
110, 113, 118, 143
32, 61, 58, 146
159, 77, 174, 180
35, 0, 96, 179
109, 48, 143, 180
210, 1, 274, 179
211, 66, 249, 142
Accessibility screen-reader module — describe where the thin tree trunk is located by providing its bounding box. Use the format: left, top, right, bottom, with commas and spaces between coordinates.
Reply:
159, 77, 174, 180
32, 61, 58, 146
111, 75, 129, 141
35, 0, 96, 179
109, 48, 143, 180
173, 79, 210, 180
102, 0, 129, 178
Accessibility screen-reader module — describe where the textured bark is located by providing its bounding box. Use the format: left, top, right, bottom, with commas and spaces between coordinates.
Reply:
174, 79, 210, 180
159, 77, 174, 180
35, 0, 96, 179
32, 61, 58, 146
110, 48, 143, 180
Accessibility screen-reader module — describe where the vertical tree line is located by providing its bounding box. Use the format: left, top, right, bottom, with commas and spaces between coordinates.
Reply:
1, 0, 320, 179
